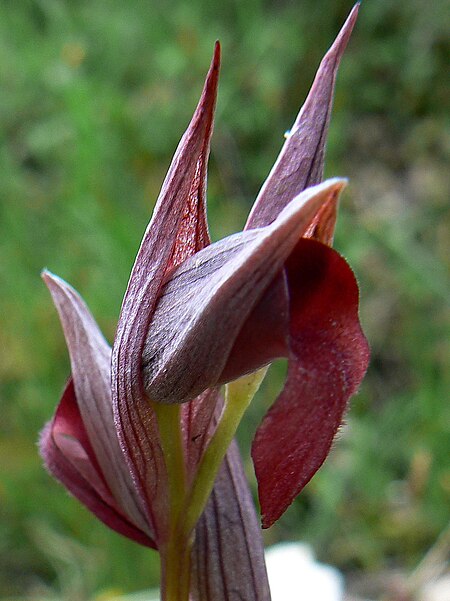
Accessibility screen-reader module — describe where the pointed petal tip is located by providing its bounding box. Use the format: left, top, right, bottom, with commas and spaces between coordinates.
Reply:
324, 176, 348, 191
246, 4, 355, 231
41, 269, 68, 285
269, 178, 347, 246
41, 270, 72, 297
204, 40, 220, 87
175, 37, 220, 154
213, 40, 221, 66
41, 268, 53, 282
41, 269, 63, 293
332, 177, 347, 195
349, 2, 361, 25
294, 177, 348, 208
327, 2, 360, 59
201, 40, 221, 103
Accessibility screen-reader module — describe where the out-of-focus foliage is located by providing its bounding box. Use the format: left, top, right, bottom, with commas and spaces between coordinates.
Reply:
0, 0, 448, 598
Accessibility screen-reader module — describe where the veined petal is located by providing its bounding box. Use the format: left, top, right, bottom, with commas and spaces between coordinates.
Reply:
112, 45, 220, 540
252, 238, 370, 528
190, 440, 271, 600
142, 179, 346, 404
40, 380, 155, 548
246, 4, 359, 229
42, 271, 152, 537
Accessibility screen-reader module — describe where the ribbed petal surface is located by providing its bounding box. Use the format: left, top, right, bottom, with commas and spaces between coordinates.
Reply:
112, 44, 220, 543
191, 440, 271, 600
42, 271, 152, 538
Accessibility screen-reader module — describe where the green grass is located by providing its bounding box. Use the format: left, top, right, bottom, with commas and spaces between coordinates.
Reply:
0, 0, 448, 598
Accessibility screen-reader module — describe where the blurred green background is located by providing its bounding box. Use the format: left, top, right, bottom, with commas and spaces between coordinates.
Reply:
0, 0, 448, 599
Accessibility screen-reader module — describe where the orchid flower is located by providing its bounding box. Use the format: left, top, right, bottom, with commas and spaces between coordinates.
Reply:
40, 4, 369, 600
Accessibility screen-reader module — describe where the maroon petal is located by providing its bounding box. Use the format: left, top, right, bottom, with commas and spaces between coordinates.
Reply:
40, 380, 155, 548
219, 271, 289, 385
142, 179, 346, 405
181, 387, 221, 484
246, 3, 359, 229
42, 271, 152, 537
252, 238, 370, 528
190, 440, 271, 600
112, 45, 220, 540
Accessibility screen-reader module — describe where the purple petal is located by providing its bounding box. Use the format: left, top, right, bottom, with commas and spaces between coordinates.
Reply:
190, 440, 271, 600
40, 380, 155, 548
246, 3, 359, 229
142, 179, 346, 404
252, 238, 370, 528
42, 271, 152, 537
112, 45, 220, 540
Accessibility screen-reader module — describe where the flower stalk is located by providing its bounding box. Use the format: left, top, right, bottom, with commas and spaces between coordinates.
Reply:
151, 402, 187, 528
155, 368, 268, 601
160, 536, 192, 601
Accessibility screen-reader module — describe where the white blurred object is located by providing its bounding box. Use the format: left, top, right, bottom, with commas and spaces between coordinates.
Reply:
265, 542, 345, 601
422, 573, 450, 601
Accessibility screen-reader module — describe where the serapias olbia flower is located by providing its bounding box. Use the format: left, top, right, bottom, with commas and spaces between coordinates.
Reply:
40, 4, 369, 600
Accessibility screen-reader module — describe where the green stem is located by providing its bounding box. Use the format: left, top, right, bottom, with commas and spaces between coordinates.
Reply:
182, 367, 268, 538
152, 402, 187, 526
151, 402, 191, 601
160, 535, 192, 601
